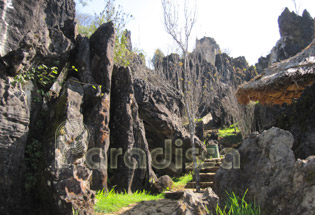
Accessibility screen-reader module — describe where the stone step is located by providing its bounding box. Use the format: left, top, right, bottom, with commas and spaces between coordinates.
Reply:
164, 191, 184, 200
186, 166, 220, 173
204, 158, 223, 163
185, 182, 213, 189
199, 173, 216, 182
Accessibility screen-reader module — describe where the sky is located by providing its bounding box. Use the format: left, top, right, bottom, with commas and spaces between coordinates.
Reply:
76, 0, 315, 66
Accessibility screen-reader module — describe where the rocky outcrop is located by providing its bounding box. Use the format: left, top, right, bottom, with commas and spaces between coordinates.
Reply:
214, 127, 315, 215
85, 22, 116, 190
134, 78, 206, 176
159, 39, 258, 128
269, 8, 314, 65
254, 83, 315, 159
255, 8, 314, 74
0, 78, 33, 214
176, 188, 219, 215
0, 0, 75, 76
109, 66, 156, 192
39, 79, 95, 215
237, 39, 315, 105
194, 37, 220, 66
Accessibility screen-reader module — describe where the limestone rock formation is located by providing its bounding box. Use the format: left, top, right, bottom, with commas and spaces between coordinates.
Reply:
84, 22, 116, 190
109, 66, 157, 192
270, 8, 314, 64
194, 37, 220, 65
159, 42, 257, 128
237, 39, 315, 105
40, 79, 95, 215
0, 78, 33, 214
0, 0, 75, 76
255, 8, 314, 73
176, 188, 219, 215
214, 127, 315, 215
134, 78, 206, 176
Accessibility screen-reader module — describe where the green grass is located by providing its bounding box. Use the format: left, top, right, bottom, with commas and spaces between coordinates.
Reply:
215, 190, 261, 215
95, 188, 164, 213
218, 123, 240, 138
218, 123, 242, 146
172, 173, 193, 190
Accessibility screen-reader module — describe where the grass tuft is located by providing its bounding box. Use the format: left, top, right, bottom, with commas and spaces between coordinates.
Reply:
172, 173, 193, 190
95, 188, 164, 213
215, 189, 260, 215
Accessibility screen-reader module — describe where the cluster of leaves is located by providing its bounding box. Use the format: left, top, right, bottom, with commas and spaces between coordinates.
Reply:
95, 188, 164, 213
76, 0, 139, 67
215, 190, 261, 215
12, 65, 59, 99
152, 49, 165, 70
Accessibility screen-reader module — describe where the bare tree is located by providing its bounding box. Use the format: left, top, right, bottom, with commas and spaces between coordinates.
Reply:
161, 0, 201, 192
292, 0, 301, 15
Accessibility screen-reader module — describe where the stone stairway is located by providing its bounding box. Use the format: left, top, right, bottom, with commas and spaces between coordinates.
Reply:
185, 158, 223, 189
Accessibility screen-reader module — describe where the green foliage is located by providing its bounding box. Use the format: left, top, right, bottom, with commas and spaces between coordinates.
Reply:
12, 64, 59, 98
152, 49, 165, 70
215, 190, 261, 215
172, 173, 193, 190
114, 31, 134, 67
76, 0, 135, 67
95, 188, 164, 213
218, 123, 240, 138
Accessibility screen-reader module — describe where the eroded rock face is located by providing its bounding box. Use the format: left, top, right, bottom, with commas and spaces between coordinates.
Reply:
270, 8, 314, 64
109, 66, 156, 192
214, 127, 315, 215
134, 78, 206, 176
0, 78, 33, 214
40, 79, 95, 215
176, 188, 219, 215
0, 0, 75, 76
85, 22, 116, 190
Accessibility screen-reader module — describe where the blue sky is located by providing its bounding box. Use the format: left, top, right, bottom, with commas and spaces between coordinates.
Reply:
76, 0, 315, 66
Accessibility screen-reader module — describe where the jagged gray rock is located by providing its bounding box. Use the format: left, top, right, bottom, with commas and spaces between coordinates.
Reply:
40, 79, 95, 215
214, 127, 315, 215
176, 188, 219, 215
0, 0, 75, 76
269, 8, 314, 64
109, 66, 157, 192
0, 78, 33, 214
85, 21, 116, 190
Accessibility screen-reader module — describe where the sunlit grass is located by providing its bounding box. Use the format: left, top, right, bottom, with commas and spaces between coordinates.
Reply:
95, 188, 164, 214
218, 123, 240, 138
172, 173, 193, 190
215, 190, 260, 215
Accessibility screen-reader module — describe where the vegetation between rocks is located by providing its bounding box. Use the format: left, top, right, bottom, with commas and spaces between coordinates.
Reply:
215, 190, 261, 215
172, 173, 193, 190
94, 188, 164, 213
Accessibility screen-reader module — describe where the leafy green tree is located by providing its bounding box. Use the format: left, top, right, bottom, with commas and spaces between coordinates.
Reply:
76, 0, 134, 66
152, 49, 165, 70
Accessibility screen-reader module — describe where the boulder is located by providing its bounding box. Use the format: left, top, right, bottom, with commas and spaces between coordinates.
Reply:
109, 66, 157, 192
176, 188, 219, 215
214, 127, 315, 215
151, 175, 173, 194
